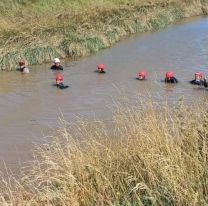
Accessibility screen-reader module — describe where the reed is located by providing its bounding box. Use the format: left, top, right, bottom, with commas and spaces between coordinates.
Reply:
1, 99, 208, 205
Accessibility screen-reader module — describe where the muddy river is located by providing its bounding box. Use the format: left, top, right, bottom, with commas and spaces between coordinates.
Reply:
0, 16, 208, 173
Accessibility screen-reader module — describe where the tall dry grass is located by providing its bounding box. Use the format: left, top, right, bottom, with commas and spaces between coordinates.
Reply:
1, 99, 208, 205
0, 0, 200, 34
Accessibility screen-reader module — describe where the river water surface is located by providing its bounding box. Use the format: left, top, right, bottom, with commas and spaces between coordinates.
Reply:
0, 16, 208, 173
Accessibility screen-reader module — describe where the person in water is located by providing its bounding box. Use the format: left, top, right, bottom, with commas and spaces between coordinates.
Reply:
136, 70, 147, 80
18, 57, 29, 73
190, 72, 205, 86
51, 58, 63, 71
97, 64, 106, 73
165, 71, 178, 83
55, 72, 64, 86
55, 72, 69, 89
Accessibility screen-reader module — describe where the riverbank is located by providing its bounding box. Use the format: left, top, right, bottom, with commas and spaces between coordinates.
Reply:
1, 99, 208, 205
1, 0, 208, 71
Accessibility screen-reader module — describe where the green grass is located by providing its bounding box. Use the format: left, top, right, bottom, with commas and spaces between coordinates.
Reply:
23, 46, 60, 65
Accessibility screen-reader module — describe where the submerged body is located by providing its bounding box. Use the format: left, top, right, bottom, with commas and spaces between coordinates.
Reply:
165, 77, 178, 84
51, 58, 64, 71
190, 79, 205, 86
204, 79, 208, 88
165, 71, 178, 84
22, 67, 30, 74
56, 83, 69, 89
97, 64, 106, 73
55, 72, 69, 89
51, 65, 64, 71
136, 70, 147, 80
190, 72, 205, 86
18, 58, 29, 73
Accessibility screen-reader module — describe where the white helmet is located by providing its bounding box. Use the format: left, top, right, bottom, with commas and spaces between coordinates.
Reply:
54, 58, 60, 63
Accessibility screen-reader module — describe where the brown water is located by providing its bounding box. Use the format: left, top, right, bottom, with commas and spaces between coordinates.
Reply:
0, 16, 208, 173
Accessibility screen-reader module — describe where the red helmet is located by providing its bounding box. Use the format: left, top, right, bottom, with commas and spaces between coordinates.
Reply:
195, 71, 203, 77
19, 59, 26, 66
137, 70, 147, 78
56, 73, 63, 81
165, 71, 174, 78
97, 64, 105, 70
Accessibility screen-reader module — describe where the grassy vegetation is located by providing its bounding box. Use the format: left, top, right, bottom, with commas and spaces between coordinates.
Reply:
0, 0, 207, 70
1, 99, 208, 205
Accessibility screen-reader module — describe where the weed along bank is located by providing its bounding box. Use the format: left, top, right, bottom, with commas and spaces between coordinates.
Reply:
2, 101, 208, 205
0, 0, 207, 71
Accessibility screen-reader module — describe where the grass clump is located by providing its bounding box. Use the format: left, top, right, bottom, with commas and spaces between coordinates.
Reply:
1, 99, 208, 205
170, 7, 184, 20
106, 30, 119, 44
23, 46, 60, 65
84, 36, 105, 52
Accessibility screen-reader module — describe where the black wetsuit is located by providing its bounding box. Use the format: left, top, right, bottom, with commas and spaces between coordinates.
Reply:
20, 67, 25, 72
56, 83, 69, 89
190, 79, 205, 86
18, 64, 26, 72
51, 65, 64, 71
96, 70, 106, 73
136, 78, 145, 80
204, 79, 208, 88
165, 77, 178, 84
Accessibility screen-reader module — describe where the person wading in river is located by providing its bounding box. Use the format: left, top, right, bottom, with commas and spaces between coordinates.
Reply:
55, 72, 69, 89
18, 57, 29, 73
55, 72, 64, 86
136, 70, 147, 80
165, 71, 178, 84
190, 72, 205, 86
97, 64, 106, 73
51, 58, 64, 71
